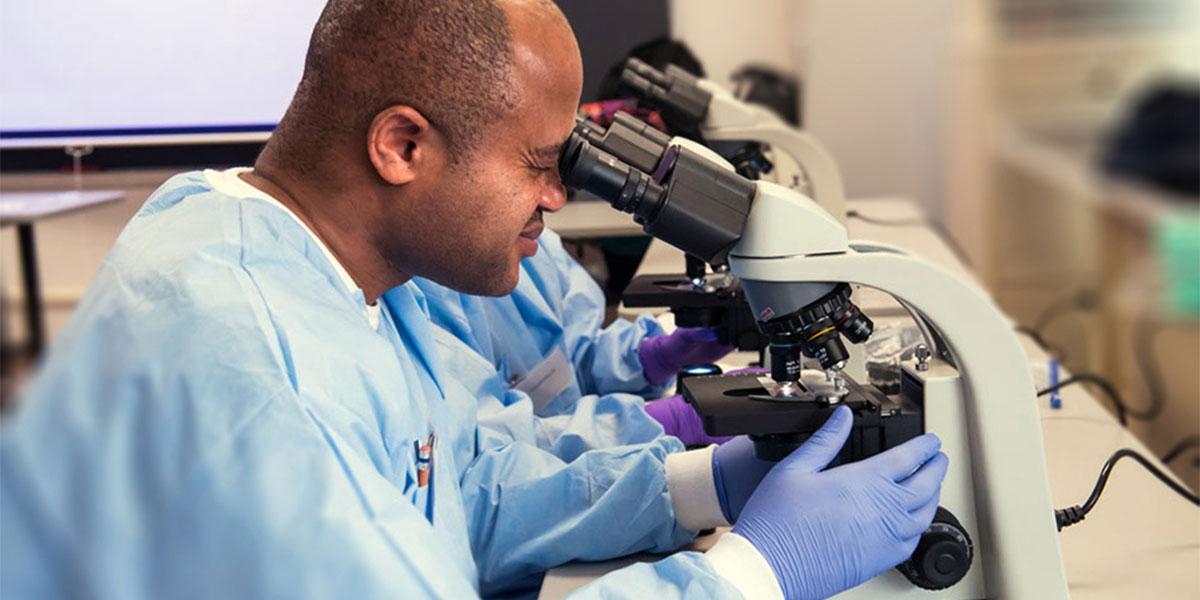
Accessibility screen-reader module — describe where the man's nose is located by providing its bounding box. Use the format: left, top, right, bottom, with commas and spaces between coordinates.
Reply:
540, 182, 567, 213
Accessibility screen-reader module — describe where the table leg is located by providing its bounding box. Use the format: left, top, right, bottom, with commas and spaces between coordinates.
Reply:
17, 223, 44, 355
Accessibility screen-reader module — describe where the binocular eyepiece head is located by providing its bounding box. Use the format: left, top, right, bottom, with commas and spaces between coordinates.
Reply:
558, 130, 666, 218
558, 115, 753, 266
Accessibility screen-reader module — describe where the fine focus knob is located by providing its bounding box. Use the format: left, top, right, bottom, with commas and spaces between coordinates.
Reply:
897, 507, 973, 590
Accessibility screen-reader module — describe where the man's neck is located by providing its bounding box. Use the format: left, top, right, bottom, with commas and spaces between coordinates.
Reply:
239, 165, 409, 304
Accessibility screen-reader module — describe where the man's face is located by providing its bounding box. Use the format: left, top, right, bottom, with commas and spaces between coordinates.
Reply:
404, 10, 582, 296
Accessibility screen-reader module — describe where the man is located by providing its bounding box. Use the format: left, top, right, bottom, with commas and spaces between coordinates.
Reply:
0, 2, 948, 599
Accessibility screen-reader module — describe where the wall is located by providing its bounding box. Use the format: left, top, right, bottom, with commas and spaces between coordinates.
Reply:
669, 0, 966, 226
668, 0, 801, 87
801, 0, 962, 221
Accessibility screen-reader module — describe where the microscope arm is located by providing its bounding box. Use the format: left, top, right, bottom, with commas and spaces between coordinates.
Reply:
727, 185, 1069, 599
697, 79, 847, 223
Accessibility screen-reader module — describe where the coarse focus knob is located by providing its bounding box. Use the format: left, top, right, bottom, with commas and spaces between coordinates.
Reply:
896, 507, 973, 590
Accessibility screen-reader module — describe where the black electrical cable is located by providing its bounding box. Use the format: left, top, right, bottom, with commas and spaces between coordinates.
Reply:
844, 210, 975, 270
1126, 305, 1165, 421
1013, 325, 1049, 349
1056, 448, 1200, 530
1032, 290, 1098, 334
1014, 325, 1069, 362
1162, 435, 1200, 465
1038, 373, 1129, 426
1026, 297, 1162, 423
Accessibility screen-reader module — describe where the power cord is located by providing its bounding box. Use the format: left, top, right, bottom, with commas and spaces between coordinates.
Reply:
1032, 289, 1098, 334
1056, 448, 1200, 531
1127, 305, 1165, 421
1038, 374, 1129, 426
1162, 435, 1200, 466
1022, 289, 1100, 366
1026, 293, 1165, 423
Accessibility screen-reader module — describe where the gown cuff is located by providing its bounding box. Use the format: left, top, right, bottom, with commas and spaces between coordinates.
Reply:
704, 532, 785, 600
664, 446, 729, 531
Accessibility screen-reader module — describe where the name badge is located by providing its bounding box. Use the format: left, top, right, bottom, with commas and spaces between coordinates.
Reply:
512, 348, 573, 413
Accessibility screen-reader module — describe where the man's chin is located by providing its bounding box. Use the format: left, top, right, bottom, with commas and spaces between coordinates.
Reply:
476, 277, 518, 297
424, 253, 520, 297
462, 263, 520, 297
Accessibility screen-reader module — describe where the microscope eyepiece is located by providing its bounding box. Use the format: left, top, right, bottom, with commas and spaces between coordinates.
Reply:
623, 57, 670, 88
618, 69, 659, 99
573, 111, 670, 174
558, 133, 666, 218
560, 115, 753, 265
619, 58, 712, 136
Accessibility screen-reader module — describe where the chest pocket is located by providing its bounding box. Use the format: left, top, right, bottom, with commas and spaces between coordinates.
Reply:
390, 433, 437, 522
510, 347, 573, 414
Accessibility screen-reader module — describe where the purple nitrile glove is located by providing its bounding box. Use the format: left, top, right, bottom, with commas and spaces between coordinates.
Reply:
638, 327, 735, 386
645, 394, 734, 446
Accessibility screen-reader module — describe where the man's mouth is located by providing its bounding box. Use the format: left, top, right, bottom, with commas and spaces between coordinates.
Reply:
519, 213, 544, 239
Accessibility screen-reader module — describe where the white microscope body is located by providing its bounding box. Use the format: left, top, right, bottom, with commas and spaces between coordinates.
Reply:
729, 182, 1070, 599
695, 79, 848, 223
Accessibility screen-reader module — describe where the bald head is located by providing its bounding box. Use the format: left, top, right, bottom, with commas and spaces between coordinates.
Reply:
278, 0, 531, 165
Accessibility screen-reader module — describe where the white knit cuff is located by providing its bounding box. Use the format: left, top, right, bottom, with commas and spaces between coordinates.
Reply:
664, 446, 730, 531
705, 532, 784, 600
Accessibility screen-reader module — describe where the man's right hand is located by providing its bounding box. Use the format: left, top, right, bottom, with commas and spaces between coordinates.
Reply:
733, 405, 949, 600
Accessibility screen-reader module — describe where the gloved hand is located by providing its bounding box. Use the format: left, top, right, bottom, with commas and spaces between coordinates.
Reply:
638, 328, 735, 386
645, 395, 734, 446
712, 435, 776, 523
734, 405, 948, 600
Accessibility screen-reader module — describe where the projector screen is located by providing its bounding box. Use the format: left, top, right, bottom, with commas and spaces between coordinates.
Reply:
0, 0, 327, 148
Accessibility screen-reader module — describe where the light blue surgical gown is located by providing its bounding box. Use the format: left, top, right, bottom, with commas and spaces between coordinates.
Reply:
416, 228, 670, 418
0, 172, 739, 599
431, 325, 665, 464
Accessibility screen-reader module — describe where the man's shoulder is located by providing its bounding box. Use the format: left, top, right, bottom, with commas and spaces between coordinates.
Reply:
66, 171, 363, 361
107, 170, 337, 300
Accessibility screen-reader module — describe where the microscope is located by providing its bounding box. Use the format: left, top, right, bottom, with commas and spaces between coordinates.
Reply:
617, 57, 846, 220
558, 125, 1070, 598
596, 58, 855, 356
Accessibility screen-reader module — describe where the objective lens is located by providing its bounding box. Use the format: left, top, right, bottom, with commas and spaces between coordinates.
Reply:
834, 303, 874, 344
799, 316, 850, 370
769, 338, 803, 383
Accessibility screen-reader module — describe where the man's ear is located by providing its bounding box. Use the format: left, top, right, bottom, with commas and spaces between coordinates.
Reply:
366, 105, 444, 185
